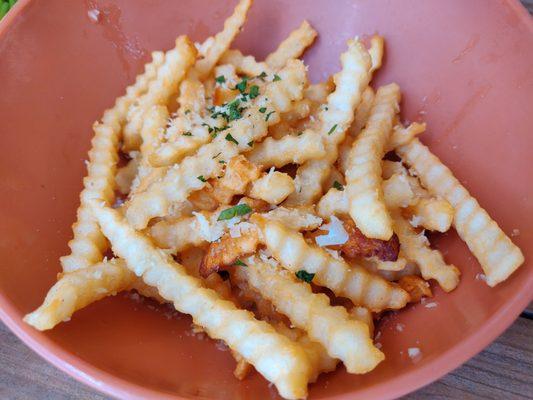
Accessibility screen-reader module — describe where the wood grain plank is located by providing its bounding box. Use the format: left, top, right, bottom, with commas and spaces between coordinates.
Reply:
1, 318, 531, 399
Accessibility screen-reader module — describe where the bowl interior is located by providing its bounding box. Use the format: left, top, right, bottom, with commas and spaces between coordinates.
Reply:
0, 0, 532, 399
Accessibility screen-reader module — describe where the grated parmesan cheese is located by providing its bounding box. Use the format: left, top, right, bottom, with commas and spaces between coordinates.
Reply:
315, 215, 349, 247
408, 347, 422, 360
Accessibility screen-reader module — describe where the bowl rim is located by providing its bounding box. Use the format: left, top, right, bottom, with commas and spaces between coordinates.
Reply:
1, 1, 532, 399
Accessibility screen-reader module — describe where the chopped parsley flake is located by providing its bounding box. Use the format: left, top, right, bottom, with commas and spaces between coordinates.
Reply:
235, 78, 248, 93
197, 175, 207, 182
256, 71, 267, 81
273, 74, 282, 82
248, 85, 259, 99
327, 124, 338, 135
296, 270, 315, 283
182, 132, 192, 136
247, 141, 254, 147
297, 131, 303, 136
259, 107, 267, 113
333, 180, 344, 191
234, 259, 247, 267
265, 110, 276, 121
218, 160, 226, 164
217, 204, 253, 221
184, 109, 191, 114
225, 133, 239, 145
228, 99, 244, 121
212, 152, 221, 159
215, 75, 226, 84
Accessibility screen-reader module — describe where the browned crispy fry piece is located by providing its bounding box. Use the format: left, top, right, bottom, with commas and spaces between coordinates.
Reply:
199, 231, 260, 277
398, 275, 432, 303
337, 218, 400, 261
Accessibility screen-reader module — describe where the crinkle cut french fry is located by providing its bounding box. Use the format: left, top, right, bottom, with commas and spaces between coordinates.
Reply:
248, 170, 295, 205
24, 259, 135, 331
368, 35, 384, 75
345, 83, 401, 240
192, 0, 252, 80
408, 197, 454, 233
60, 123, 120, 272
265, 20, 317, 70
397, 138, 524, 286
231, 269, 338, 381
90, 203, 313, 400
253, 216, 409, 312
123, 36, 197, 151
239, 257, 384, 373
349, 307, 374, 337
262, 206, 323, 231
125, 60, 307, 229
219, 49, 272, 76
285, 39, 372, 206
247, 131, 326, 168
116, 155, 140, 196
386, 122, 426, 152
391, 210, 460, 292
317, 187, 348, 217
101, 51, 165, 131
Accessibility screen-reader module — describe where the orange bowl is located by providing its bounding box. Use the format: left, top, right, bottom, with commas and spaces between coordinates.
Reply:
0, 0, 532, 399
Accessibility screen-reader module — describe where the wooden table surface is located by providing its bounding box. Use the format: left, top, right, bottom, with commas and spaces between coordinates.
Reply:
1, 1, 532, 400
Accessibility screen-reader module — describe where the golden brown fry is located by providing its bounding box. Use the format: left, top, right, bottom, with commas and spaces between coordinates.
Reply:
285, 39, 372, 206
239, 257, 384, 373
123, 36, 197, 151
397, 138, 524, 286
398, 275, 432, 303
199, 230, 259, 277
392, 210, 460, 292
125, 60, 307, 229
90, 202, 314, 400
345, 83, 401, 240
253, 216, 409, 311
265, 20, 318, 70
24, 259, 135, 330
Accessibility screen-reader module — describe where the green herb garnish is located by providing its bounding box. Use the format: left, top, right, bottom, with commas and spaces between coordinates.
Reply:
182, 132, 192, 136
234, 259, 248, 267
273, 74, 282, 82
225, 133, 239, 145
197, 175, 207, 182
327, 124, 338, 135
259, 107, 267, 113
295, 270, 315, 283
333, 180, 344, 191
247, 141, 254, 147
248, 85, 259, 99
184, 109, 191, 115
215, 75, 226, 84
235, 78, 248, 93
217, 204, 253, 221
256, 71, 267, 81
265, 110, 275, 121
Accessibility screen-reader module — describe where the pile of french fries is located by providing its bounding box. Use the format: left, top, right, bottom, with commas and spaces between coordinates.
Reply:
24, 1, 524, 398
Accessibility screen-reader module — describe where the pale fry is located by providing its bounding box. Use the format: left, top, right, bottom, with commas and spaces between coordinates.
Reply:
249, 170, 295, 204
191, 0, 253, 80
253, 216, 409, 311
349, 307, 374, 337
345, 83, 401, 240
285, 39, 372, 206
368, 35, 384, 75
382, 173, 416, 209
408, 197, 454, 233
392, 210, 460, 292
90, 203, 313, 400
115, 155, 140, 196
239, 257, 384, 373
219, 49, 272, 76
265, 20, 318, 70
24, 259, 135, 331
386, 122, 426, 152
248, 131, 326, 168
123, 36, 197, 151
60, 122, 120, 272
397, 138, 524, 286
262, 206, 323, 231
125, 60, 307, 229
